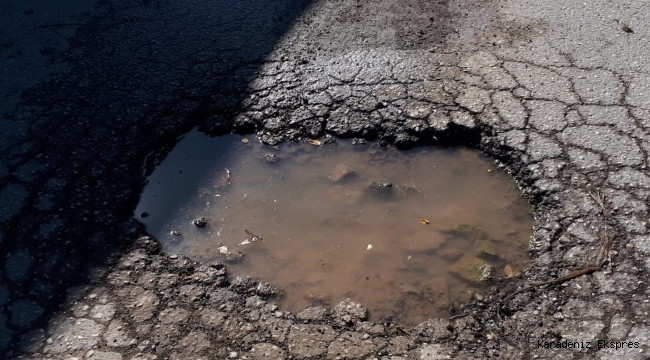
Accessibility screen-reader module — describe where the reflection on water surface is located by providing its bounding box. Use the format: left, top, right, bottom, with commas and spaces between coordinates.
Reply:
136, 130, 532, 325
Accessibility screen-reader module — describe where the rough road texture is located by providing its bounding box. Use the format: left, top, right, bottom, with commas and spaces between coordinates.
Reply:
1, 0, 650, 359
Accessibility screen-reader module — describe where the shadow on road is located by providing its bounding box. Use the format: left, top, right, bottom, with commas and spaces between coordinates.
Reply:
0, 0, 312, 355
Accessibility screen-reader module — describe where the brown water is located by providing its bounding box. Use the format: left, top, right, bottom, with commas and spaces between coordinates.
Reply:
136, 130, 532, 326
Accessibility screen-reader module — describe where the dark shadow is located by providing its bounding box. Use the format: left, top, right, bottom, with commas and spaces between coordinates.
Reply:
0, 0, 312, 355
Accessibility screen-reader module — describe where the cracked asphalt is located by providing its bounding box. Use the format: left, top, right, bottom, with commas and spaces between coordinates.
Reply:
1, 0, 649, 359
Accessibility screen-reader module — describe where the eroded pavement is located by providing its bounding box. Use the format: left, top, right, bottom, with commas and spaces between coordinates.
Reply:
1, 0, 650, 359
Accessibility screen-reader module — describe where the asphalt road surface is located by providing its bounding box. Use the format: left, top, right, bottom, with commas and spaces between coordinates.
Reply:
1, 0, 649, 359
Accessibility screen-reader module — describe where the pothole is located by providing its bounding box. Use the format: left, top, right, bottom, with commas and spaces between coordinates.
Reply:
136, 130, 533, 326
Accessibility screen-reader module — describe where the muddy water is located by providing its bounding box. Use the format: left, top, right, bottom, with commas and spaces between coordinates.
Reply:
136, 130, 532, 326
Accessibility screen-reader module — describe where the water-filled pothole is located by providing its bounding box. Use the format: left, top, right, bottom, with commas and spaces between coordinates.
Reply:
136, 130, 532, 325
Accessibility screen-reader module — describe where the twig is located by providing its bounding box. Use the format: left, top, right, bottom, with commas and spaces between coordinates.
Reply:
406, 182, 425, 197
396, 183, 424, 197
493, 201, 509, 212
339, 211, 361, 223
589, 190, 609, 217
595, 230, 613, 268
501, 265, 602, 302
396, 326, 410, 335
500, 189, 614, 305
449, 312, 471, 321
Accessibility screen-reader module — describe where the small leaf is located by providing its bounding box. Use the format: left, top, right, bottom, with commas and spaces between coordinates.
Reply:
504, 265, 515, 278
307, 139, 321, 146
242, 138, 249, 143
420, 218, 430, 225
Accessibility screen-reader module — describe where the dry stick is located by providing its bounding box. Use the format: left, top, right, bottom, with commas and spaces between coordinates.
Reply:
339, 211, 361, 223
406, 182, 425, 197
501, 265, 603, 302
497, 189, 614, 307
493, 200, 509, 212
449, 312, 472, 321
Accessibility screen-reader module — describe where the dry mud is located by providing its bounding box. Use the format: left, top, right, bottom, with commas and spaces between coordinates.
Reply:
1, 0, 649, 359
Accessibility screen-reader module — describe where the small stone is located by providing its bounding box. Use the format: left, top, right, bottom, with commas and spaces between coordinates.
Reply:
368, 181, 392, 195
474, 240, 498, 258
330, 163, 355, 182
170, 230, 181, 237
230, 351, 238, 358
449, 255, 494, 282
296, 306, 328, 321
193, 217, 208, 227
265, 154, 280, 163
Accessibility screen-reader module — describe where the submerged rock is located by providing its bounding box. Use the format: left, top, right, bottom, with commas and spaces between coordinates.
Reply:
330, 163, 355, 182
368, 180, 392, 195
193, 217, 208, 227
451, 224, 489, 240
438, 248, 463, 262
402, 230, 445, 252
265, 153, 280, 163
429, 277, 450, 309
224, 251, 244, 262
479, 263, 496, 281
332, 299, 367, 325
256, 281, 282, 296
474, 240, 498, 258
450, 255, 495, 282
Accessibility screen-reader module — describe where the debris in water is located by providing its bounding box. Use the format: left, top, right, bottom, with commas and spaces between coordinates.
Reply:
193, 217, 208, 227
407, 255, 412, 260
487, 169, 493, 173
242, 138, 249, 143
331, 163, 355, 182
219, 246, 229, 254
320, 260, 325, 265
225, 251, 244, 262
420, 218, 430, 225
240, 229, 263, 245
367, 244, 373, 250
366, 272, 381, 281
171, 230, 181, 236
308, 139, 322, 146
265, 153, 280, 163
504, 265, 515, 278
493, 201, 508, 212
